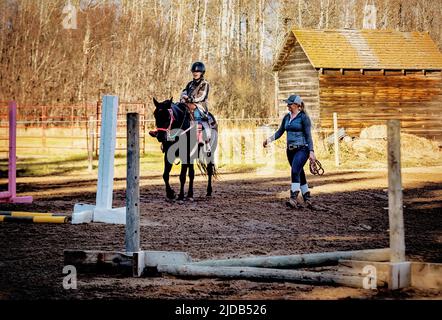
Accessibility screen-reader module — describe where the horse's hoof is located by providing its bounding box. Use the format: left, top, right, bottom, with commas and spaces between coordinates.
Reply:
206, 193, 212, 198
177, 200, 184, 205
187, 197, 194, 202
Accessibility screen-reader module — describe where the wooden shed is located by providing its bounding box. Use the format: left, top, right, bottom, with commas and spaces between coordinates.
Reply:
273, 29, 442, 142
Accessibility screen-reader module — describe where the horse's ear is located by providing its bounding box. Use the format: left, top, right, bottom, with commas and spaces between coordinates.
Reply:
170, 97, 173, 102
153, 97, 159, 108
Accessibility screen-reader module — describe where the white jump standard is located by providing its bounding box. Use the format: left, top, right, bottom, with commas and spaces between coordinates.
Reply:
72, 95, 125, 224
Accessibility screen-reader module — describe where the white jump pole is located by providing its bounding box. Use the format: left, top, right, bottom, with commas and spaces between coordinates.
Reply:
72, 95, 126, 224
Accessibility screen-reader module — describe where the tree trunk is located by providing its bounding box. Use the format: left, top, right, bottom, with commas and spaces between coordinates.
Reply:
199, 0, 208, 60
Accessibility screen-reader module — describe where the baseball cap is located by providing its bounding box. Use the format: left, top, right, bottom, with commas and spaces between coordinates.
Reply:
283, 95, 303, 105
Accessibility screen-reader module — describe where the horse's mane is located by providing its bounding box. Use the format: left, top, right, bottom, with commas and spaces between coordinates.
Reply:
172, 102, 188, 116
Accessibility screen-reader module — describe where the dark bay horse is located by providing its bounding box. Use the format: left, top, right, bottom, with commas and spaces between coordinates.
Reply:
151, 97, 217, 201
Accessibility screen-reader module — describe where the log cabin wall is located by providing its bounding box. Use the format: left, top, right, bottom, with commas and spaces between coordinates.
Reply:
319, 70, 442, 141
277, 42, 320, 127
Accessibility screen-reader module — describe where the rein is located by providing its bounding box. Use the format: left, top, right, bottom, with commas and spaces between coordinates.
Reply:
156, 109, 175, 133
309, 159, 324, 176
156, 105, 192, 141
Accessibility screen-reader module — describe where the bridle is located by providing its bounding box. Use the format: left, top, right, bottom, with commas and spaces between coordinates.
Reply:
156, 108, 175, 135
309, 159, 324, 176
155, 105, 191, 141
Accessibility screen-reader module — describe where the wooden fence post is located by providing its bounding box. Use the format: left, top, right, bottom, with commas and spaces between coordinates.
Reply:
87, 116, 94, 172
274, 72, 279, 117
387, 120, 406, 262
142, 104, 147, 155
42, 105, 47, 151
333, 112, 340, 167
126, 112, 140, 253
95, 101, 100, 157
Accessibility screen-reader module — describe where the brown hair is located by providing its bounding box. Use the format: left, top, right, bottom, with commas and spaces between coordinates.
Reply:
298, 101, 307, 115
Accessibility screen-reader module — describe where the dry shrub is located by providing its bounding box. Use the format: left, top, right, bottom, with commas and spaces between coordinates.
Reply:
345, 125, 442, 167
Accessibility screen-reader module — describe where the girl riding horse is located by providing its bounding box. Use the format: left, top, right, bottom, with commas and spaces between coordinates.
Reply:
151, 97, 217, 201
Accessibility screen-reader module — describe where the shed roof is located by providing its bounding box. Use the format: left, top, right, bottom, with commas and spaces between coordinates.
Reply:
273, 29, 442, 71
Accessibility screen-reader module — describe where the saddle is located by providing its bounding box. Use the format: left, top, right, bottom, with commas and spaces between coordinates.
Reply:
184, 103, 216, 128
183, 103, 217, 154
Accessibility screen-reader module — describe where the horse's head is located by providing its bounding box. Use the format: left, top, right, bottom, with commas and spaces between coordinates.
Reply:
152, 97, 173, 142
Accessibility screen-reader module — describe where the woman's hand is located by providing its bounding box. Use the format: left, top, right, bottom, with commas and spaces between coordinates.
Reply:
309, 151, 316, 162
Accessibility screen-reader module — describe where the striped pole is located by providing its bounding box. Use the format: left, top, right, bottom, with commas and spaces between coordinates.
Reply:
0, 215, 69, 223
0, 211, 65, 217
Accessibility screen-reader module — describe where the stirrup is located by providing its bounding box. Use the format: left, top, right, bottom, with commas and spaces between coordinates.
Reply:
203, 141, 211, 154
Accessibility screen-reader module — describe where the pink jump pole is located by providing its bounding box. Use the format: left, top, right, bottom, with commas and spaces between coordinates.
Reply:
0, 101, 32, 203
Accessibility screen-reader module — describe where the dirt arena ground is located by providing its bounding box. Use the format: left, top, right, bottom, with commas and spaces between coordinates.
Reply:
0, 167, 441, 300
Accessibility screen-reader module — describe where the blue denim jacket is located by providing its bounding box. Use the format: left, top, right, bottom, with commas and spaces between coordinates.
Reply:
269, 112, 314, 151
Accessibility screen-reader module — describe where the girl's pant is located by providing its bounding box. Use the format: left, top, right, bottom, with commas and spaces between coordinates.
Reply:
286, 146, 309, 184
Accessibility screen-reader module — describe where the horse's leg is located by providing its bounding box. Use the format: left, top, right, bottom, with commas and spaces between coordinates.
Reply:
177, 164, 188, 201
206, 162, 213, 197
163, 154, 175, 199
187, 164, 195, 200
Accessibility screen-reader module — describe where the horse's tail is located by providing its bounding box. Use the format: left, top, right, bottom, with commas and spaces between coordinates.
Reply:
196, 159, 218, 180
196, 160, 207, 176
196, 149, 218, 180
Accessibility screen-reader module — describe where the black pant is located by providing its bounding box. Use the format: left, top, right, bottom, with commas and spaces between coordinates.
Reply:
286, 146, 309, 184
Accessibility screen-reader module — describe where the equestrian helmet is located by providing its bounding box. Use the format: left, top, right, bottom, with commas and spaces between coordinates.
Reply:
191, 61, 206, 74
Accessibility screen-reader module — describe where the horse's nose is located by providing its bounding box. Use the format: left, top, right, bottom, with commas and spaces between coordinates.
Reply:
157, 131, 166, 142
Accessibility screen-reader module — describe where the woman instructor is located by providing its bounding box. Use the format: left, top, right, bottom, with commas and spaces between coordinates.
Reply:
263, 95, 316, 208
